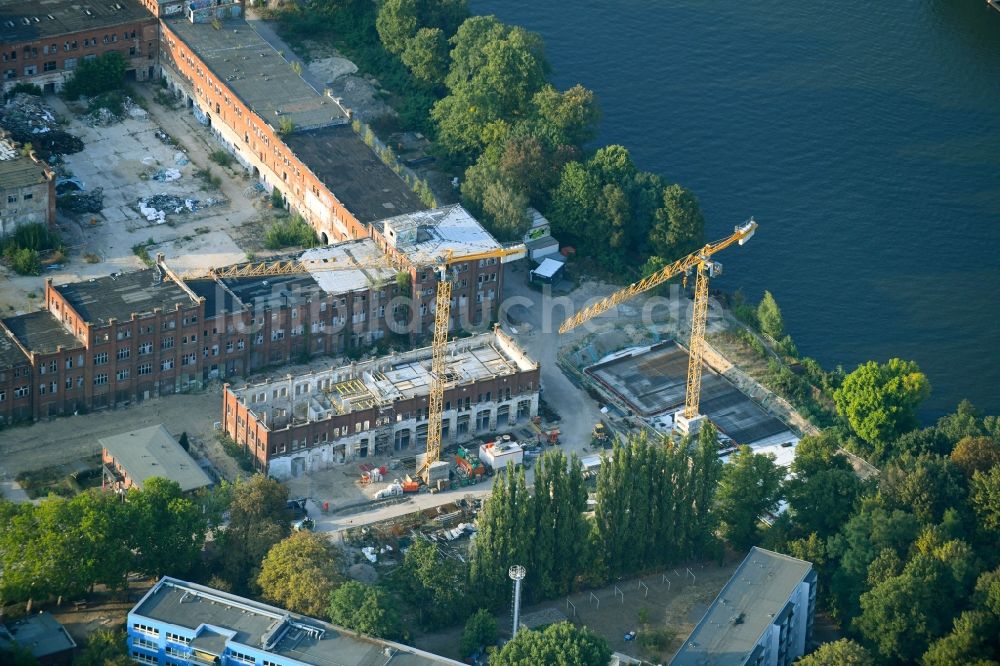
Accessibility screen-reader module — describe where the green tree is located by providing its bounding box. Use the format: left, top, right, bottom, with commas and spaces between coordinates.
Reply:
921, 610, 1000, 666
401, 27, 450, 85
376, 0, 420, 54
480, 180, 530, 241
469, 466, 533, 608
834, 359, 931, 457
878, 454, 967, 526
795, 639, 874, 666
328, 581, 401, 639
74, 629, 131, 666
400, 539, 468, 629
716, 445, 783, 551
648, 183, 706, 261
218, 475, 290, 591
0, 644, 39, 666
490, 622, 611, 666
460, 608, 498, 657
950, 435, 1000, 477
129, 477, 207, 579
756, 291, 785, 340
783, 432, 862, 538
528, 84, 600, 150
970, 466, 1000, 534
62, 52, 126, 99
257, 532, 342, 617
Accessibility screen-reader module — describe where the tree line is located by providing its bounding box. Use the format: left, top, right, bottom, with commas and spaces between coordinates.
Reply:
272, 0, 708, 274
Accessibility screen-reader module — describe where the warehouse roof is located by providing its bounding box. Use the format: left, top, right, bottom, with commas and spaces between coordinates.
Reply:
100, 424, 213, 493
671, 548, 813, 666
55, 268, 196, 325
0, 0, 152, 43
2, 310, 80, 354
0, 139, 49, 189
374, 205, 506, 266
132, 577, 463, 666
0, 612, 76, 661
163, 17, 346, 132
284, 125, 424, 224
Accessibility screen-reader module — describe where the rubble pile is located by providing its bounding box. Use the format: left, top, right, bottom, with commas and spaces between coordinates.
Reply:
0, 94, 83, 159
57, 187, 104, 214
86, 95, 146, 126
135, 194, 227, 223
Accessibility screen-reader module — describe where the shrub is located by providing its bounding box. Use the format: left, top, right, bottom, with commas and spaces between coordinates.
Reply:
8, 247, 40, 275
87, 90, 125, 116
209, 150, 234, 168
62, 52, 126, 100
3, 82, 42, 101
264, 216, 318, 250
278, 116, 295, 135
132, 238, 155, 266
270, 188, 285, 209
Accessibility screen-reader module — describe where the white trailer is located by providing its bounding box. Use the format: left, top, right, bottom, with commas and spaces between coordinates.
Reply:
479, 441, 524, 472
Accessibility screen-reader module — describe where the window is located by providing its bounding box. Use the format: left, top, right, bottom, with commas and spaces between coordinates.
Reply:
161, 337, 174, 350
65, 377, 72, 389
14, 386, 28, 398
49, 360, 57, 373
139, 342, 152, 355
43, 61, 56, 71
116, 368, 130, 381
161, 359, 174, 371
181, 353, 196, 366
63, 57, 76, 70
117, 328, 132, 340
66, 357, 73, 369
138, 363, 152, 375
165, 632, 190, 645
117, 347, 130, 360
24, 192, 33, 200
226, 341, 233, 352
0, 390, 5, 402
131, 652, 157, 665
94, 352, 108, 365
39, 384, 46, 395
3, 69, 14, 80
23, 65, 36, 76
6, 194, 15, 203
132, 636, 158, 651
94, 373, 108, 386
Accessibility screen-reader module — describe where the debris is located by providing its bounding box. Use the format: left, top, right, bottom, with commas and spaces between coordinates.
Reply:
152, 168, 182, 182
153, 129, 177, 146
142, 156, 158, 166
55, 177, 85, 194
134, 193, 227, 222
57, 188, 104, 214
0, 94, 83, 159
361, 546, 377, 563
173, 151, 189, 166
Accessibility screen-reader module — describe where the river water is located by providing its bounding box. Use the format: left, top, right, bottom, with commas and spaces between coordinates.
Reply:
471, 0, 1000, 419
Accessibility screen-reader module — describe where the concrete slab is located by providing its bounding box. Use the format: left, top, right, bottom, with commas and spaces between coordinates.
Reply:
587, 342, 790, 446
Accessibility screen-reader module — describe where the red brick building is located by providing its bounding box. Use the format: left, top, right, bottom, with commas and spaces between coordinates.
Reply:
222, 328, 540, 476
0, 0, 158, 94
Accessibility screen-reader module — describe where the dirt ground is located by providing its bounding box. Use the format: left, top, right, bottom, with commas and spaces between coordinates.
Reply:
0, 386, 238, 482
413, 557, 741, 663
44, 579, 156, 645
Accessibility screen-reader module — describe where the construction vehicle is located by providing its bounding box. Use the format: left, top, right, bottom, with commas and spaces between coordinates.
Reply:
455, 446, 486, 479
559, 220, 757, 435
160, 241, 527, 486
591, 422, 610, 448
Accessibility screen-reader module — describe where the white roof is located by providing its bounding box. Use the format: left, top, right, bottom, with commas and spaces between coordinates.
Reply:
377, 205, 503, 265
299, 239, 398, 293
532, 257, 564, 279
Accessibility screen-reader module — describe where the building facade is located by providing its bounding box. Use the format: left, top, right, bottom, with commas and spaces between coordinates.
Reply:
128, 577, 463, 666
0, 135, 55, 233
0, 0, 158, 94
223, 328, 540, 476
671, 547, 817, 666
0, 206, 515, 425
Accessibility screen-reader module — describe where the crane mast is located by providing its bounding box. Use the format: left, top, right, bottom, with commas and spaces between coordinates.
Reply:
559, 219, 757, 434
420, 265, 452, 483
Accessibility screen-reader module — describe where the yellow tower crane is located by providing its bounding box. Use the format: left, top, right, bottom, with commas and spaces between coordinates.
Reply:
416, 244, 526, 483
558, 219, 757, 435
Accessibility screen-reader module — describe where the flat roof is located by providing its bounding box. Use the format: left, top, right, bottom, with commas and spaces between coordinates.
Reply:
532, 257, 564, 279
587, 342, 791, 445
132, 577, 463, 666
55, 268, 195, 325
0, 325, 29, 367
2, 310, 80, 354
284, 125, 424, 224
0, 139, 48, 189
233, 329, 537, 427
299, 239, 399, 293
0, 0, 152, 43
672, 548, 813, 666
0, 612, 76, 659
100, 424, 212, 492
163, 18, 347, 132
376, 205, 505, 266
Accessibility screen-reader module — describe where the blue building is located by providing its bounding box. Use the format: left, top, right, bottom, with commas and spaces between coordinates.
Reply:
127, 577, 463, 666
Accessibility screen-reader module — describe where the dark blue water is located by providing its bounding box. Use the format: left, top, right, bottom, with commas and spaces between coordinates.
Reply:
472, 0, 1000, 419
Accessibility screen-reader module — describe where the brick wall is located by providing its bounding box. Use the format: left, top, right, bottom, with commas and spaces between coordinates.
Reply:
1, 19, 158, 93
